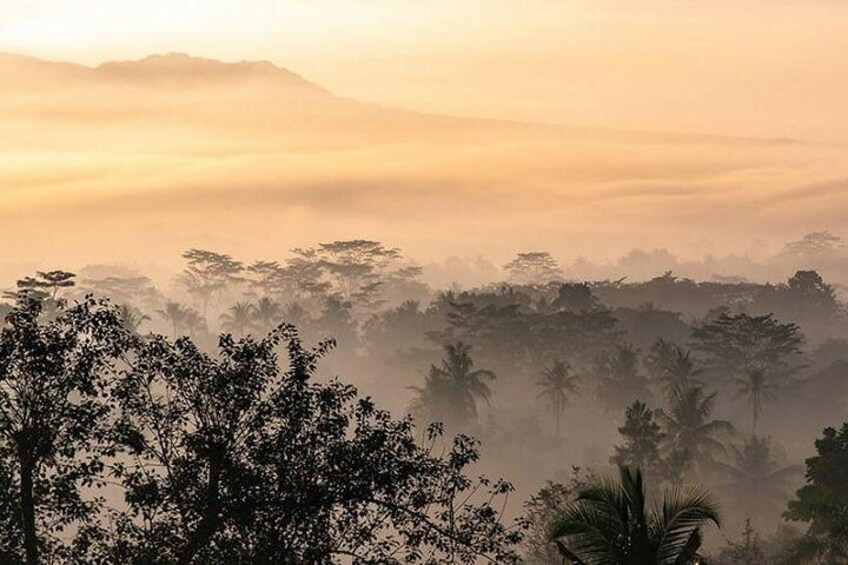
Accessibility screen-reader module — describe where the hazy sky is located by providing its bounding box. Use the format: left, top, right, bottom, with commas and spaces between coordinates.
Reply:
1, 1, 847, 276
4, 0, 848, 140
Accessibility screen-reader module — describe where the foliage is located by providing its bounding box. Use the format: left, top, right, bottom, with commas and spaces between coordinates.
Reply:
537, 360, 581, 438
97, 326, 522, 563
596, 344, 653, 413
783, 423, 848, 563
717, 436, 801, 529
503, 252, 563, 285
549, 465, 720, 565
409, 341, 496, 430
657, 385, 734, 471
522, 467, 594, 564
0, 295, 133, 564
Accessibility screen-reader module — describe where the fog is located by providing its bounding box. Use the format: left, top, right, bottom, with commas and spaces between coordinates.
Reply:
1, 21, 848, 562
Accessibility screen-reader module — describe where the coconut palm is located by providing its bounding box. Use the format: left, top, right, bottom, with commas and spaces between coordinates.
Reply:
537, 360, 581, 438
717, 436, 800, 528
732, 368, 781, 435
253, 297, 283, 332
596, 344, 652, 413
646, 342, 705, 400
550, 465, 720, 565
220, 302, 256, 335
117, 303, 150, 335
409, 341, 495, 429
657, 385, 734, 470
158, 301, 191, 339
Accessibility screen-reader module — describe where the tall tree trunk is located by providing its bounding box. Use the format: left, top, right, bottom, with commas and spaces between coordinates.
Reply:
18, 440, 38, 565
178, 454, 223, 565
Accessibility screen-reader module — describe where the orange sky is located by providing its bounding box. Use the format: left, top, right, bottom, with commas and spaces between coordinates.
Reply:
1, 1, 847, 276
4, 0, 848, 141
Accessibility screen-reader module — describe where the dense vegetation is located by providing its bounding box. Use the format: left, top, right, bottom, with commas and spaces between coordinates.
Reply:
2, 237, 848, 563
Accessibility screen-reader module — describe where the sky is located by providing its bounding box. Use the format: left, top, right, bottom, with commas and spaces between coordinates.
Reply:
3, 0, 848, 140
1, 0, 847, 276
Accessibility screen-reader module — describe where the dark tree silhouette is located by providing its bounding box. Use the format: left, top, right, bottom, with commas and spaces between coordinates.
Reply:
784, 423, 848, 563
537, 360, 580, 438
409, 341, 496, 430
503, 252, 563, 285
657, 385, 734, 470
103, 327, 521, 563
596, 344, 653, 413
549, 465, 720, 564
717, 436, 801, 529
0, 296, 132, 564
218, 301, 256, 335
179, 249, 244, 316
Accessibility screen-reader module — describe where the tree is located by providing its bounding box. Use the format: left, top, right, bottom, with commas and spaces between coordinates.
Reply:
295, 240, 415, 310
503, 252, 563, 285
252, 297, 282, 332
179, 249, 244, 316
549, 465, 720, 565
693, 312, 804, 431
692, 312, 804, 384
537, 360, 580, 438
657, 385, 734, 471
784, 423, 848, 563
732, 368, 781, 435
644, 340, 704, 400
611, 401, 670, 484
782, 231, 844, 259
219, 301, 256, 335
522, 468, 595, 564
718, 436, 800, 529
117, 304, 150, 335
103, 326, 522, 563
157, 302, 193, 340
409, 341, 496, 430
596, 344, 653, 413
0, 295, 132, 564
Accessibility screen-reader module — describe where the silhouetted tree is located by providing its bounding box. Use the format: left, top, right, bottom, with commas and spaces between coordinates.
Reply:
645, 340, 704, 399
658, 385, 734, 471
611, 401, 673, 484
0, 295, 132, 564
784, 423, 848, 563
536, 360, 580, 438
409, 341, 496, 430
733, 368, 781, 435
596, 344, 653, 412
179, 249, 244, 316
549, 465, 719, 564
219, 301, 256, 335
117, 303, 150, 335
252, 296, 282, 332
718, 436, 800, 529
503, 252, 563, 285
103, 327, 522, 562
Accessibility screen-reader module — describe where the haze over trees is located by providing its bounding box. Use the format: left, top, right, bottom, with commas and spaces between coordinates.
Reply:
0, 238, 847, 562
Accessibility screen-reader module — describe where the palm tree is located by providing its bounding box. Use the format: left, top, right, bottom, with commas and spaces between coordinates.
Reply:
657, 385, 734, 470
717, 436, 800, 528
732, 368, 780, 435
537, 360, 580, 438
550, 465, 720, 564
409, 341, 496, 429
646, 342, 705, 400
117, 303, 150, 335
220, 302, 256, 335
158, 301, 190, 339
253, 297, 282, 332
597, 344, 652, 413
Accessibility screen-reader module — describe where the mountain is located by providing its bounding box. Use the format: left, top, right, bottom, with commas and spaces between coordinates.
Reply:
0, 51, 327, 95
0, 52, 840, 270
